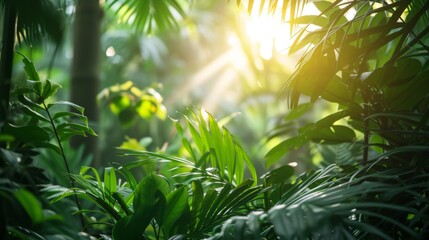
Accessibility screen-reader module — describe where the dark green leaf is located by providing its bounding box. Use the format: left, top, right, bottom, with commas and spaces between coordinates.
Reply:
134, 174, 169, 211
21, 105, 49, 122
14, 189, 43, 224
262, 165, 294, 185
161, 187, 189, 234
2, 124, 50, 143
265, 136, 305, 167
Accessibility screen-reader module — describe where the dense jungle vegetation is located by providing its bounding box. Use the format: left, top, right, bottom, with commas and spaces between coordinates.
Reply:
1, 0, 429, 239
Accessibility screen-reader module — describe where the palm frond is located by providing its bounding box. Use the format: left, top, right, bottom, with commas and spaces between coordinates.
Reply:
210, 165, 429, 239
106, 0, 186, 33
0, 0, 66, 46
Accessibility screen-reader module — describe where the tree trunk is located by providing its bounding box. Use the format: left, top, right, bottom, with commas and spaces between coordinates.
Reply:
70, 0, 103, 165
0, 3, 17, 123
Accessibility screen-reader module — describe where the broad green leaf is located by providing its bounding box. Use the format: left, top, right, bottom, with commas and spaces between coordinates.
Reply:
315, 110, 349, 128
191, 180, 204, 217
14, 189, 43, 224
21, 105, 49, 123
18, 52, 40, 81
35, 142, 61, 155
134, 174, 169, 211
321, 75, 353, 105
17, 94, 44, 110
53, 111, 88, 125
265, 136, 305, 167
41, 80, 61, 99
2, 124, 50, 143
309, 125, 356, 144
285, 102, 313, 120
48, 101, 85, 114
57, 123, 97, 137
26, 80, 43, 96
104, 167, 117, 196
261, 165, 294, 186
113, 190, 165, 240
161, 187, 189, 234
313, 1, 338, 13
41, 79, 51, 100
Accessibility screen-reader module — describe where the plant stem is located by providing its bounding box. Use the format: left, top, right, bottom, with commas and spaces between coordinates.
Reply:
362, 90, 369, 166
42, 102, 87, 232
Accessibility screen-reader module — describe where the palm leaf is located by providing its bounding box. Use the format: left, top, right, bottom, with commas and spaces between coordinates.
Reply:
107, 0, 186, 33
0, 0, 66, 46
210, 165, 429, 239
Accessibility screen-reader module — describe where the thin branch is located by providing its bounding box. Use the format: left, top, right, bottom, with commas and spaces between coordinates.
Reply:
42, 101, 87, 232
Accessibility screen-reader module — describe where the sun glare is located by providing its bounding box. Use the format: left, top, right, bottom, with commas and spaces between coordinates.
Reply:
241, 1, 321, 59
244, 14, 290, 60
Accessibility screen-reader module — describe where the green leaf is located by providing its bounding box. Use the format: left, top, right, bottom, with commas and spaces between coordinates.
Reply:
262, 165, 295, 186
21, 105, 49, 123
285, 102, 313, 120
18, 52, 40, 81
14, 189, 43, 224
104, 167, 117, 195
294, 15, 329, 27
41, 80, 61, 99
17, 94, 44, 110
209, 180, 255, 220
191, 180, 204, 218
161, 187, 189, 234
26, 80, 43, 96
56, 123, 97, 139
315, 110, 349, 128
134, 174, 170, 211
194, 188, 218, 231
265, 136, 305, 168
117, 166, 138, 190
80, 166, 103, 192
201, 183, 233, 228
48, 101, 84, 114
113, 190, 165, 240
53, 111, 88, 125
2, 124, 50, 143
309, 125, 356, 144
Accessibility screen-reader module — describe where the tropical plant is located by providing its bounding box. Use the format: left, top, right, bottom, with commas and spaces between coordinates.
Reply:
46, 109, 262, 239
259, 0, 429, 166
206, 0, 429, 238
211, 163, 429, 239
0, 0, 65, 122
0, 54, 96, 238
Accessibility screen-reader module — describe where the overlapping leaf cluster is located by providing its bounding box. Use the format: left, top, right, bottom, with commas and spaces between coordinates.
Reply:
47, 110, 262, 239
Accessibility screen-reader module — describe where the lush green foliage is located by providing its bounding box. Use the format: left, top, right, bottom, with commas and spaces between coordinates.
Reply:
1, 0, 429, 239
1, 54, 95, 238
46, 109, 262, 239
